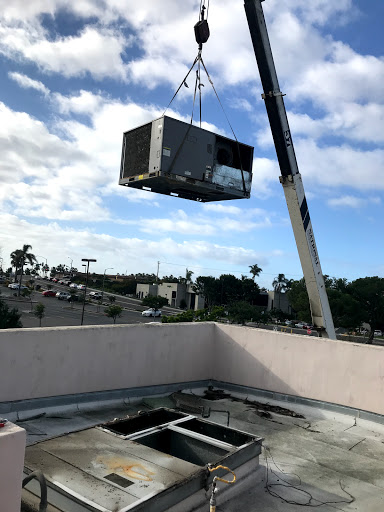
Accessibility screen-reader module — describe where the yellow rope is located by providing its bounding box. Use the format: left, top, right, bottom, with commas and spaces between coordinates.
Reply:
208, 465, 236, 484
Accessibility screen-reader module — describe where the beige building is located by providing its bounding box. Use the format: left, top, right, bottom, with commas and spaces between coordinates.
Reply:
136, 282, 205, 310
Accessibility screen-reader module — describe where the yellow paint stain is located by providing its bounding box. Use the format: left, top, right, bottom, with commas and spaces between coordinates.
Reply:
96, 455, 155, 482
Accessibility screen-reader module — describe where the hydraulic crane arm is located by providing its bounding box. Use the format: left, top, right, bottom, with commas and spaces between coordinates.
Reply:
244, 0, 336, 339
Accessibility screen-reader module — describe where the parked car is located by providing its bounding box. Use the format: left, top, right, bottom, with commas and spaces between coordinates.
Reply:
374, 330, 383, 337
77, 284, 86, 290
89, 292, 103, 300
8, 283, 28, 290
52, 278, 59, 283
42, 290, 56, 297
67, 295, 79, 302
69, 283, 78, 289
56, 291, 71, 300
295, 322, 307, 329
142, 308, 162, 317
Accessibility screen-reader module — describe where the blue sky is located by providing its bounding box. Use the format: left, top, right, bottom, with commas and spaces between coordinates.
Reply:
0, 0, 383, 289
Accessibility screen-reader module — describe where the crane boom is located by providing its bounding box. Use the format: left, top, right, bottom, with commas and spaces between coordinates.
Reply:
244, 0, 336, 339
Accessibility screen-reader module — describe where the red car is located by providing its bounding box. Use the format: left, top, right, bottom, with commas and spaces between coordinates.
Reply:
43, 290, 56, 297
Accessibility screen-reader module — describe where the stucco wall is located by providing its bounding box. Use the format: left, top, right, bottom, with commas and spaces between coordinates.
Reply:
0, 323, 215, 402
1, 322, 384, 416
215, 324, 384, 416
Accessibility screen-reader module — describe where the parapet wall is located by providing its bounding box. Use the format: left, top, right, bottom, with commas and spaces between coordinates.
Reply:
215, 324, 384, 416
0, 323, 215, 403
1, 323, 383, 416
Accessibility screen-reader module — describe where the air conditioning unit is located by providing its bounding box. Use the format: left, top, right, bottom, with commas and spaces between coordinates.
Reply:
119, 115, 253, 202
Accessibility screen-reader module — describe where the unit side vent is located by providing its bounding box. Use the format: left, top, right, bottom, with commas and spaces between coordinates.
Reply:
121, 122, 152, 178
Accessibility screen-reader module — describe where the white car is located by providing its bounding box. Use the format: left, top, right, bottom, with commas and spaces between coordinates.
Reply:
69, 283, 78, 289
89, 291, 103, 300
142, 308, 162, 317
8, 283, 27, 290
77, 284, 86, 290
56, 291, 71, 300
374, 330, 383, 337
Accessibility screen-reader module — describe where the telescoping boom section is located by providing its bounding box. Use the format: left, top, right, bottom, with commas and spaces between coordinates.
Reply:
244, 0, 336, 339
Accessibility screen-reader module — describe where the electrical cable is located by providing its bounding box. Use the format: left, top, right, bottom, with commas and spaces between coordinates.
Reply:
22, 470, 48, 512
263, 446, 355, 507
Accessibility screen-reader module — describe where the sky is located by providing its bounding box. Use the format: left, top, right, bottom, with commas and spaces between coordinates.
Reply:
0, 0, 383, 290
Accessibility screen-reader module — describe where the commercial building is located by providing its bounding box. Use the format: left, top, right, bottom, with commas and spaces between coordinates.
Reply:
136, 282, 205, 310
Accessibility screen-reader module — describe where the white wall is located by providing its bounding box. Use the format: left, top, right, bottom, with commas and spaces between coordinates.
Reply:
1, 323, 384, 416
215, 324, 384, 416
0, 323, 215, 402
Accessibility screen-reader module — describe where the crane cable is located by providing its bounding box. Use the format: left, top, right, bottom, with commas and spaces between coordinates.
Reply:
163, 0, 247, 195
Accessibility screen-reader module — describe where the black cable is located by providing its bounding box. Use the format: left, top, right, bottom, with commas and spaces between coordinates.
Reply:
264, 447, 355, 507
191, 67, 199, 124
162, 54, 199, 116
22, 470, 48, 512
200, 56, 247, 194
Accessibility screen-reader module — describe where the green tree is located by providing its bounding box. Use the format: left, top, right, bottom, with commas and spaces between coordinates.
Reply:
10, 245, 37, 295
161, 275, 180, 283
22, 287, 34, 311
326, 288, 362, 332
249, 264, 262, 282
193, 276, 220, 309
287, 278, 311, 323
0, 298, 22, 328
10, 248, 23, 282
104, 304, 123, 324
179, 298, 188, 310
348, 277, 384, 343
33, 303, 45, 327
142, 295, 169, 310
227, 301, 257, 325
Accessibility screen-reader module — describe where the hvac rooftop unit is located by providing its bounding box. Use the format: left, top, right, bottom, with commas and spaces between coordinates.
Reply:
119, 115, 253, 202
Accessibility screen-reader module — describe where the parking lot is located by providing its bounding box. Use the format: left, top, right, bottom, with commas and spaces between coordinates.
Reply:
1, 283, 176, 328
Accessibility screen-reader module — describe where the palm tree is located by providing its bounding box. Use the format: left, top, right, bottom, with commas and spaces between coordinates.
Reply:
11, 245, 37, 295
272, 273, 289, 310
249, 264, 262, 282
10, 249, 23, 283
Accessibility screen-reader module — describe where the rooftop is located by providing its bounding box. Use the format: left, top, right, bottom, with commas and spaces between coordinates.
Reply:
1, 322, 384, 511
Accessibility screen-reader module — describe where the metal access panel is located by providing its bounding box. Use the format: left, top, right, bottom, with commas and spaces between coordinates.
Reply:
119, 116, 254, 202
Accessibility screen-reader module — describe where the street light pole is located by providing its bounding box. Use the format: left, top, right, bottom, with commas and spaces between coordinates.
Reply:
102, 267, 114, 303
68, 257, 73, 277
80, 258, 96, 326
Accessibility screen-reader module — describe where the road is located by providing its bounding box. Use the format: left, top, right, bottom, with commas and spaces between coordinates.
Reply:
1, 283, 178, 328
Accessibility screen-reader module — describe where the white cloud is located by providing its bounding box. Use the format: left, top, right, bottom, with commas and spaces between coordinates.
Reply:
296, 139, 384, 191
230, 98, 253, 112
327, 195, 363, 209
133, 207, 274, 236
8, 71, 49, 95
328, 195, 381, 209
53, 90, 104, 115
0, 25, 129, 80
0, 212, 271, 275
